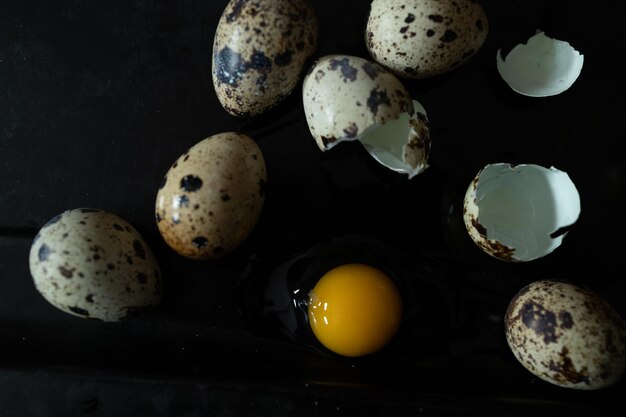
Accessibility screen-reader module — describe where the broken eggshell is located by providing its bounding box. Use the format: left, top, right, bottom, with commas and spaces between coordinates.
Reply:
302, 54, 430, 179
463, 163, 581, 262
497, 31, 584, 97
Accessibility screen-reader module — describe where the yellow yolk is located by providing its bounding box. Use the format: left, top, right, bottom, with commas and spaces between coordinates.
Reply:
307, 263, 403, 357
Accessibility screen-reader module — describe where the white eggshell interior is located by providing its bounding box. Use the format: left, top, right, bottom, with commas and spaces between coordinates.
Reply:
360, 100, 429, 179
474, 163, 580, 261
497, 31, 584, 97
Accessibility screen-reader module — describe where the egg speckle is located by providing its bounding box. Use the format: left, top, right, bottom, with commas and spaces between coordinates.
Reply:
365, 0, 489, 78
212, 0, 319, 116
505, 280, 626, 389
28, 208, 162, 322
156, 132, 267, 260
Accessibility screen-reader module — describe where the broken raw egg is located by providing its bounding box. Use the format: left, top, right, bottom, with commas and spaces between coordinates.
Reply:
240, 235, 451, 360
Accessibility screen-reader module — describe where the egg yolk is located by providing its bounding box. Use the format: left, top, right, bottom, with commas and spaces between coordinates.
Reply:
307, 263, 403, 357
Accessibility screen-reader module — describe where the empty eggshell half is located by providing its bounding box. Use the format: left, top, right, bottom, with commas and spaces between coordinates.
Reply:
463, 163, 581, 262
497, 31, 584, 97
302, 54, 430, 179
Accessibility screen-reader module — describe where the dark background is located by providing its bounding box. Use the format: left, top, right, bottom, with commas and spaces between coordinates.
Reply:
1, 0, 625, 415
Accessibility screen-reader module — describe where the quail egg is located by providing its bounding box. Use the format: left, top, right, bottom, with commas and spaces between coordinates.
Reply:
365, 0, 489, 79
505, 280, 626, 389
212, 0, 319, 116
156, 132, 267, 260
28, 208, 162, 322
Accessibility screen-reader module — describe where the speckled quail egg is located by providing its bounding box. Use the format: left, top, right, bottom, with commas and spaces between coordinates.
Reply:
156, 132, 267, 260
505, 280, 626, 389
28, 208, 162, 322
365, 0, 489, 79
463, 163, 581, 262
302, 54, 430, 178
212, 0, 318, 117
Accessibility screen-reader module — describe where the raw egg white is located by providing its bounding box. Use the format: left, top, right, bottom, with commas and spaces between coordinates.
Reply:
242, 235, 452, 360
307, 263, 403, 357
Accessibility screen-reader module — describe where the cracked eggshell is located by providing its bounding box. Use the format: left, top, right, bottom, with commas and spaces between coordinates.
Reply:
497, 31, 584, 97
156, 132, 267, 260
463, 163, 580, 262
505, 280, 626, 389
28, 208, 162, 322
302, 54, 430, 178
365, 0, 489, 79
211, 0, 318, 117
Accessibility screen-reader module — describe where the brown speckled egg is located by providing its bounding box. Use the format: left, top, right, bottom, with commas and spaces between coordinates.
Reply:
505, 280, 626, 389
302, 54, 430, 178
212, 0, 318, 117
303, 54, 414, 150
28, 208, 162, 322
156, 132, 267, 260
365, 0, 489, 79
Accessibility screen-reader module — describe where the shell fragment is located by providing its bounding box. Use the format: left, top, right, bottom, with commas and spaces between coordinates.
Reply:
497, 31, 584, 97
302, 54, 430, 178
463, 163, 581, 262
